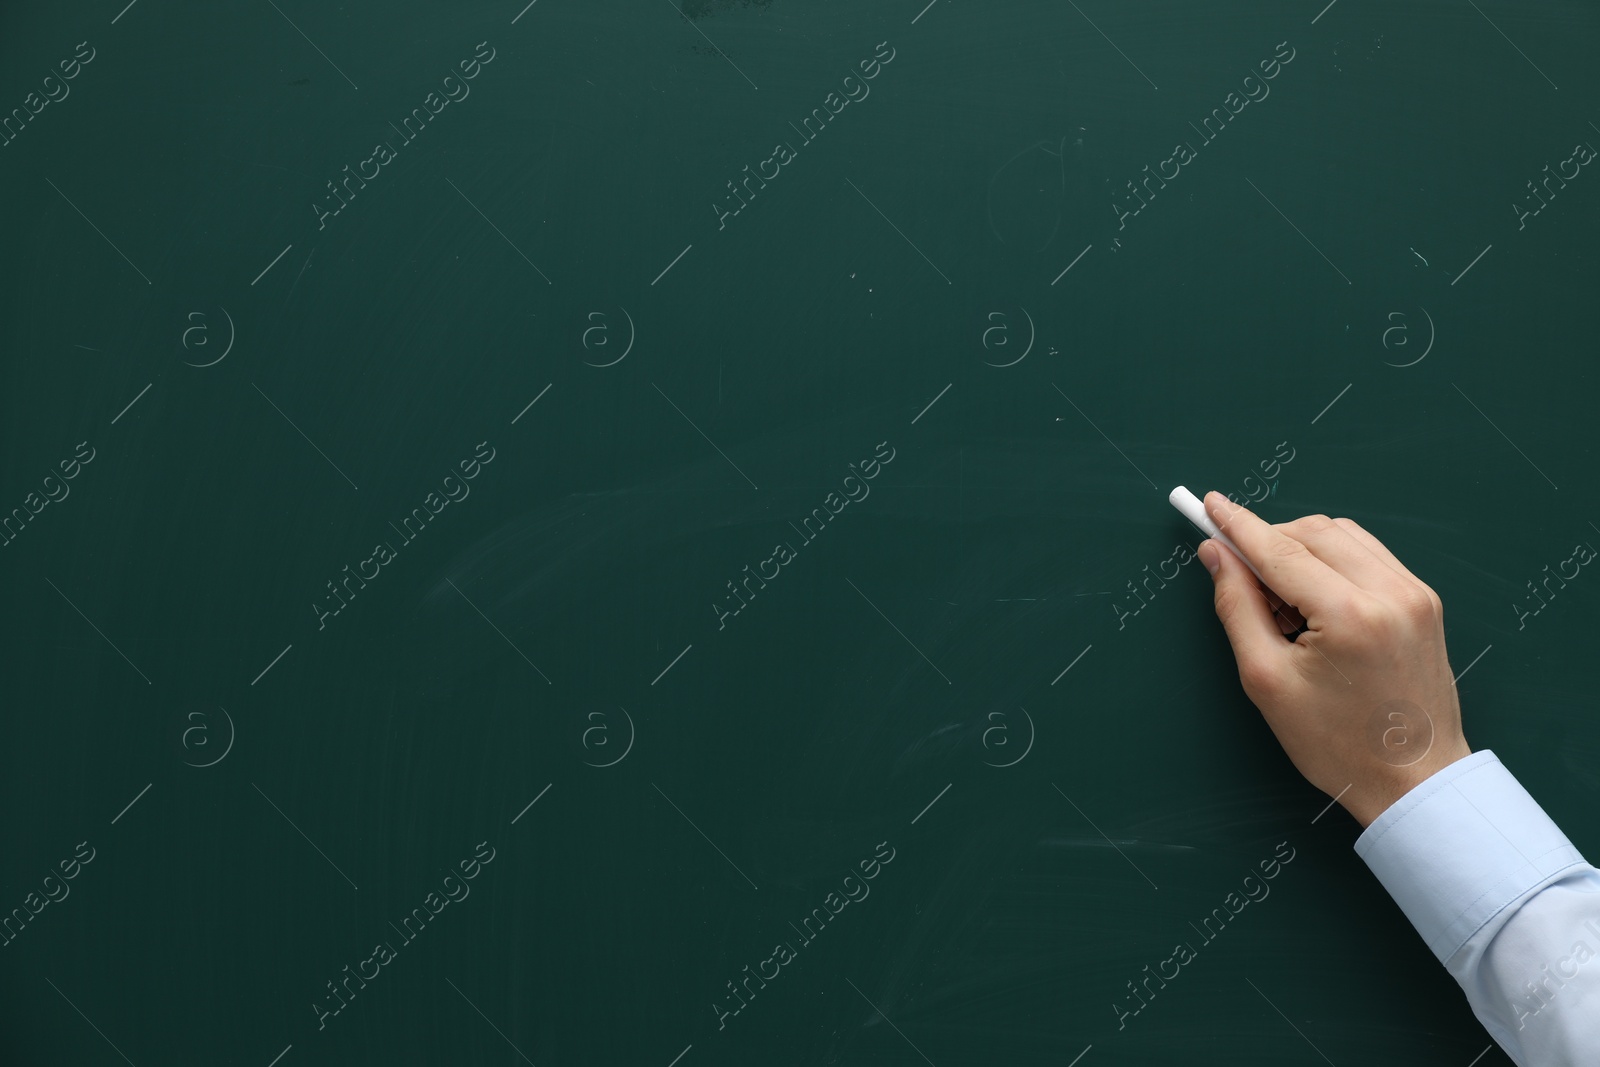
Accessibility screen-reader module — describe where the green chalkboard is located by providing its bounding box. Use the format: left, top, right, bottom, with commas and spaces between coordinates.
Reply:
2, 0, 1596, 1064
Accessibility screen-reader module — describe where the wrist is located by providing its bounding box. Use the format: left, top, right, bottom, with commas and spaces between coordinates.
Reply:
1339, 739, 1474, 828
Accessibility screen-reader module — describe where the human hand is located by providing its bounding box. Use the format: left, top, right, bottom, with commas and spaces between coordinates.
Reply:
1196, 491, 1471, 828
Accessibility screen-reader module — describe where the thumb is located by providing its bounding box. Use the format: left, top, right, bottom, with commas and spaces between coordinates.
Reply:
1201, 539, 1283, 680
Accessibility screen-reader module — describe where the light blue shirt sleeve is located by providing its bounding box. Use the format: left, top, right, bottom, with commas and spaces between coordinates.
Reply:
1354, 749, 1600, 1066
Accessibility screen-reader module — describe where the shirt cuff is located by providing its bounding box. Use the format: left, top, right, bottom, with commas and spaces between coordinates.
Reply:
1353, 749, 1587, 964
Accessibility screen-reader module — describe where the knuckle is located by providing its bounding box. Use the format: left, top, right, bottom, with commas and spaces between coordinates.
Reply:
1299, 513, 1338, 534
1212, 584, 1245, 621
1341, 594, 1389, 632
1397, 583, 1440, 621
1237, 657, 1280, 696
1266, 535, 1309, 563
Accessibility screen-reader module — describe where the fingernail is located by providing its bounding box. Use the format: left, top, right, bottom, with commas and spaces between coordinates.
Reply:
1198, 540, 1221, 576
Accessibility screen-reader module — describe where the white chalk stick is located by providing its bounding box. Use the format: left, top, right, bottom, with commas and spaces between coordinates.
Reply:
1168, 485, 1267, 584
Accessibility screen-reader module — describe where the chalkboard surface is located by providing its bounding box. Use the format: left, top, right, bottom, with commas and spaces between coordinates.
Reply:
2, 1, 1596, 1064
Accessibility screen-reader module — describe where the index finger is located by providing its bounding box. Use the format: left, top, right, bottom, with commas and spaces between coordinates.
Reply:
1204, 491, 1358, 617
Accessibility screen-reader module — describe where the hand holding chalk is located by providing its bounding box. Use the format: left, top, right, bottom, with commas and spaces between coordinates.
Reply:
1169, 486, 1265, 584
1180, 490, 1471, 828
